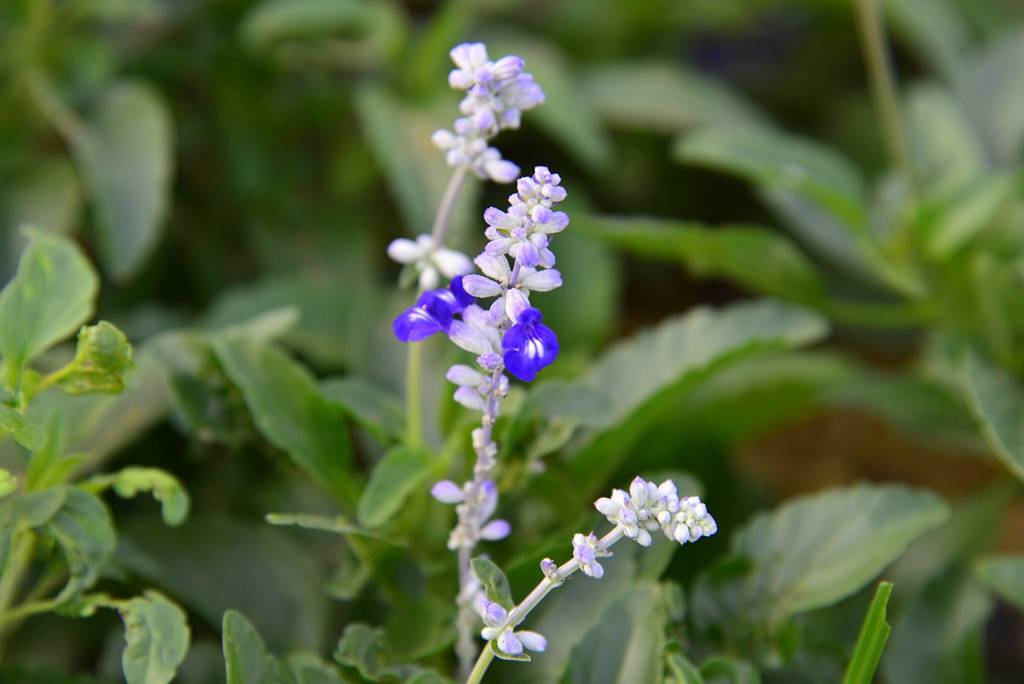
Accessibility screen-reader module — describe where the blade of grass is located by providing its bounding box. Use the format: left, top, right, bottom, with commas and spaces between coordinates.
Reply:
842, 581, 894, 684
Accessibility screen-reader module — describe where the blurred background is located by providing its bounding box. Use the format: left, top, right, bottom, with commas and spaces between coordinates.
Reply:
3, 0, 1024, 682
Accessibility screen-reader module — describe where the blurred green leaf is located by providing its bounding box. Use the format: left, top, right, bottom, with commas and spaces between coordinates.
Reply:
562, 583, 665, 684
533, 300, 828, 431
117, 590, 191, 684
884, 569, 989, 684
120, 517, 326, 651
573, 214, 825, 304
974, 554, 1024, 610
906, 84, 985, 195
960, 27, 1024, 165
841, 581, 893, 684
0, 403, 46, 451
83, 466, 190, 526
961, 350, 1024, 482
581, 61, 763, 133
71, 81, 173, 281
357, 446, 430, 528
700, 656, 761, 684
239, 0, 407, 70
46, 487, 116, 602
54, 321, 134, 396
333, 623, 390, 680
488, 31, 614, 171
696, 484, 949, 630
213, 336, 356, 502
355, 85, 479, 240
471, 557, 514, 610
0, 232, 98, 380
285, 654, 346, 683
4, 157, 81, 269
320, 376, 404, 443
920, 171, 1016, 259
223, 609, 286, 684
674, 125, 866, 231
666, 653, 705, 684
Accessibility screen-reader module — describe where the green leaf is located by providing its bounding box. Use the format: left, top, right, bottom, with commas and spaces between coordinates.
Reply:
54, 321, 134, 396
960, 28, 1024, 166
0, 403, 46, 451
884, 569, 990, 684
920, 171, 1016, 259
45, 488, 116, 602
471, 557, 514, 610
333, 623, 390, 680
562, 583, 666, 684
974, 555, 1024, 610
120, 516, 326, 652
265, 511, 385, 540
84, 466, 190, 526
905, 84, 985, 195
239, 0, 407, 70
354, 85, 480, 240
841, 582, 893, 684
118, 590, 191, 684
573, 214, 824, 304
961, 351, 1024, 482
0, 469, 15, 498
223, 609, 286, 684
0, 232, 98, 378
673, 125, 867, 231
666, 653, 706, 684
696, 484, 949, 630
4, 157, 81, 262
699, 657, 761, 684
357, 446, 431, 528
71, 81, 173, 281
320, 376, 404, 442
534, 300, 827, 431
488, 32, 614, 171
581, 61, 763, 133
213, 336, 355, 502
285, 654, 346, 684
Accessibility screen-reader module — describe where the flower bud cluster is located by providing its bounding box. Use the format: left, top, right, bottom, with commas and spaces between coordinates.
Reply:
595, 477, 718, 547
432, 43, 544, 183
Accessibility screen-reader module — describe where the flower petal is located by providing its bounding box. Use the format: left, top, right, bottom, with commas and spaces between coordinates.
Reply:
480, 519, 511, 541
519, 268, 562, 292
463, 275, 504, 298
431, 480, 464, 504
386, 237, 424, 263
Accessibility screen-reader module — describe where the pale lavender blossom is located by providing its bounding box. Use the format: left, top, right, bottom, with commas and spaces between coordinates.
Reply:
433, 43, 543, 182
387, 234, 473, 290
478, 600, 547, 658
572, 533, 606, 579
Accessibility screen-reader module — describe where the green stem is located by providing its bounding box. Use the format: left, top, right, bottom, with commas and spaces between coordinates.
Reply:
405, 342, 424, 447
855, 0, 913, 185
0, 531, 36, 655
430, 165, 470, 246
464, 645, 495, 684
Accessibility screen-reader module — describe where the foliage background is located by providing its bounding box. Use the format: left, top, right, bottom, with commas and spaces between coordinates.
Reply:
2, 0, 1024, 682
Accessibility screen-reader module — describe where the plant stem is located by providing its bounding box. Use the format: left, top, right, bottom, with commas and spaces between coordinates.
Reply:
431, 165, 470, 246
0, 530, 36, 656
464, 644, 495, 684
405, 341, 424, 447
854, 0, 913, 184
403, 165, 470, 448
462, 526, 625, 683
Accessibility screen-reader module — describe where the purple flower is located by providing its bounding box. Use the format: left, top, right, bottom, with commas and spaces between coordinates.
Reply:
393, 277, 474, 342
501, 307, 558, 382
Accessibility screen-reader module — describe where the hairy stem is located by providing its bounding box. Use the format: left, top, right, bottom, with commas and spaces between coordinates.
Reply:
463, 526, 625, 683
404, 165, 470, 448
854, 0, 913, 184
431, 165, 470, 246
405, 342, 424, 447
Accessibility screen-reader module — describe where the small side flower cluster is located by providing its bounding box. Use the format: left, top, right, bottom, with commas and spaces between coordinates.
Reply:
478, 477, 716, 661
478, 601, 547, 658
595, 477, 718, 548
432, 43, 544, 183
